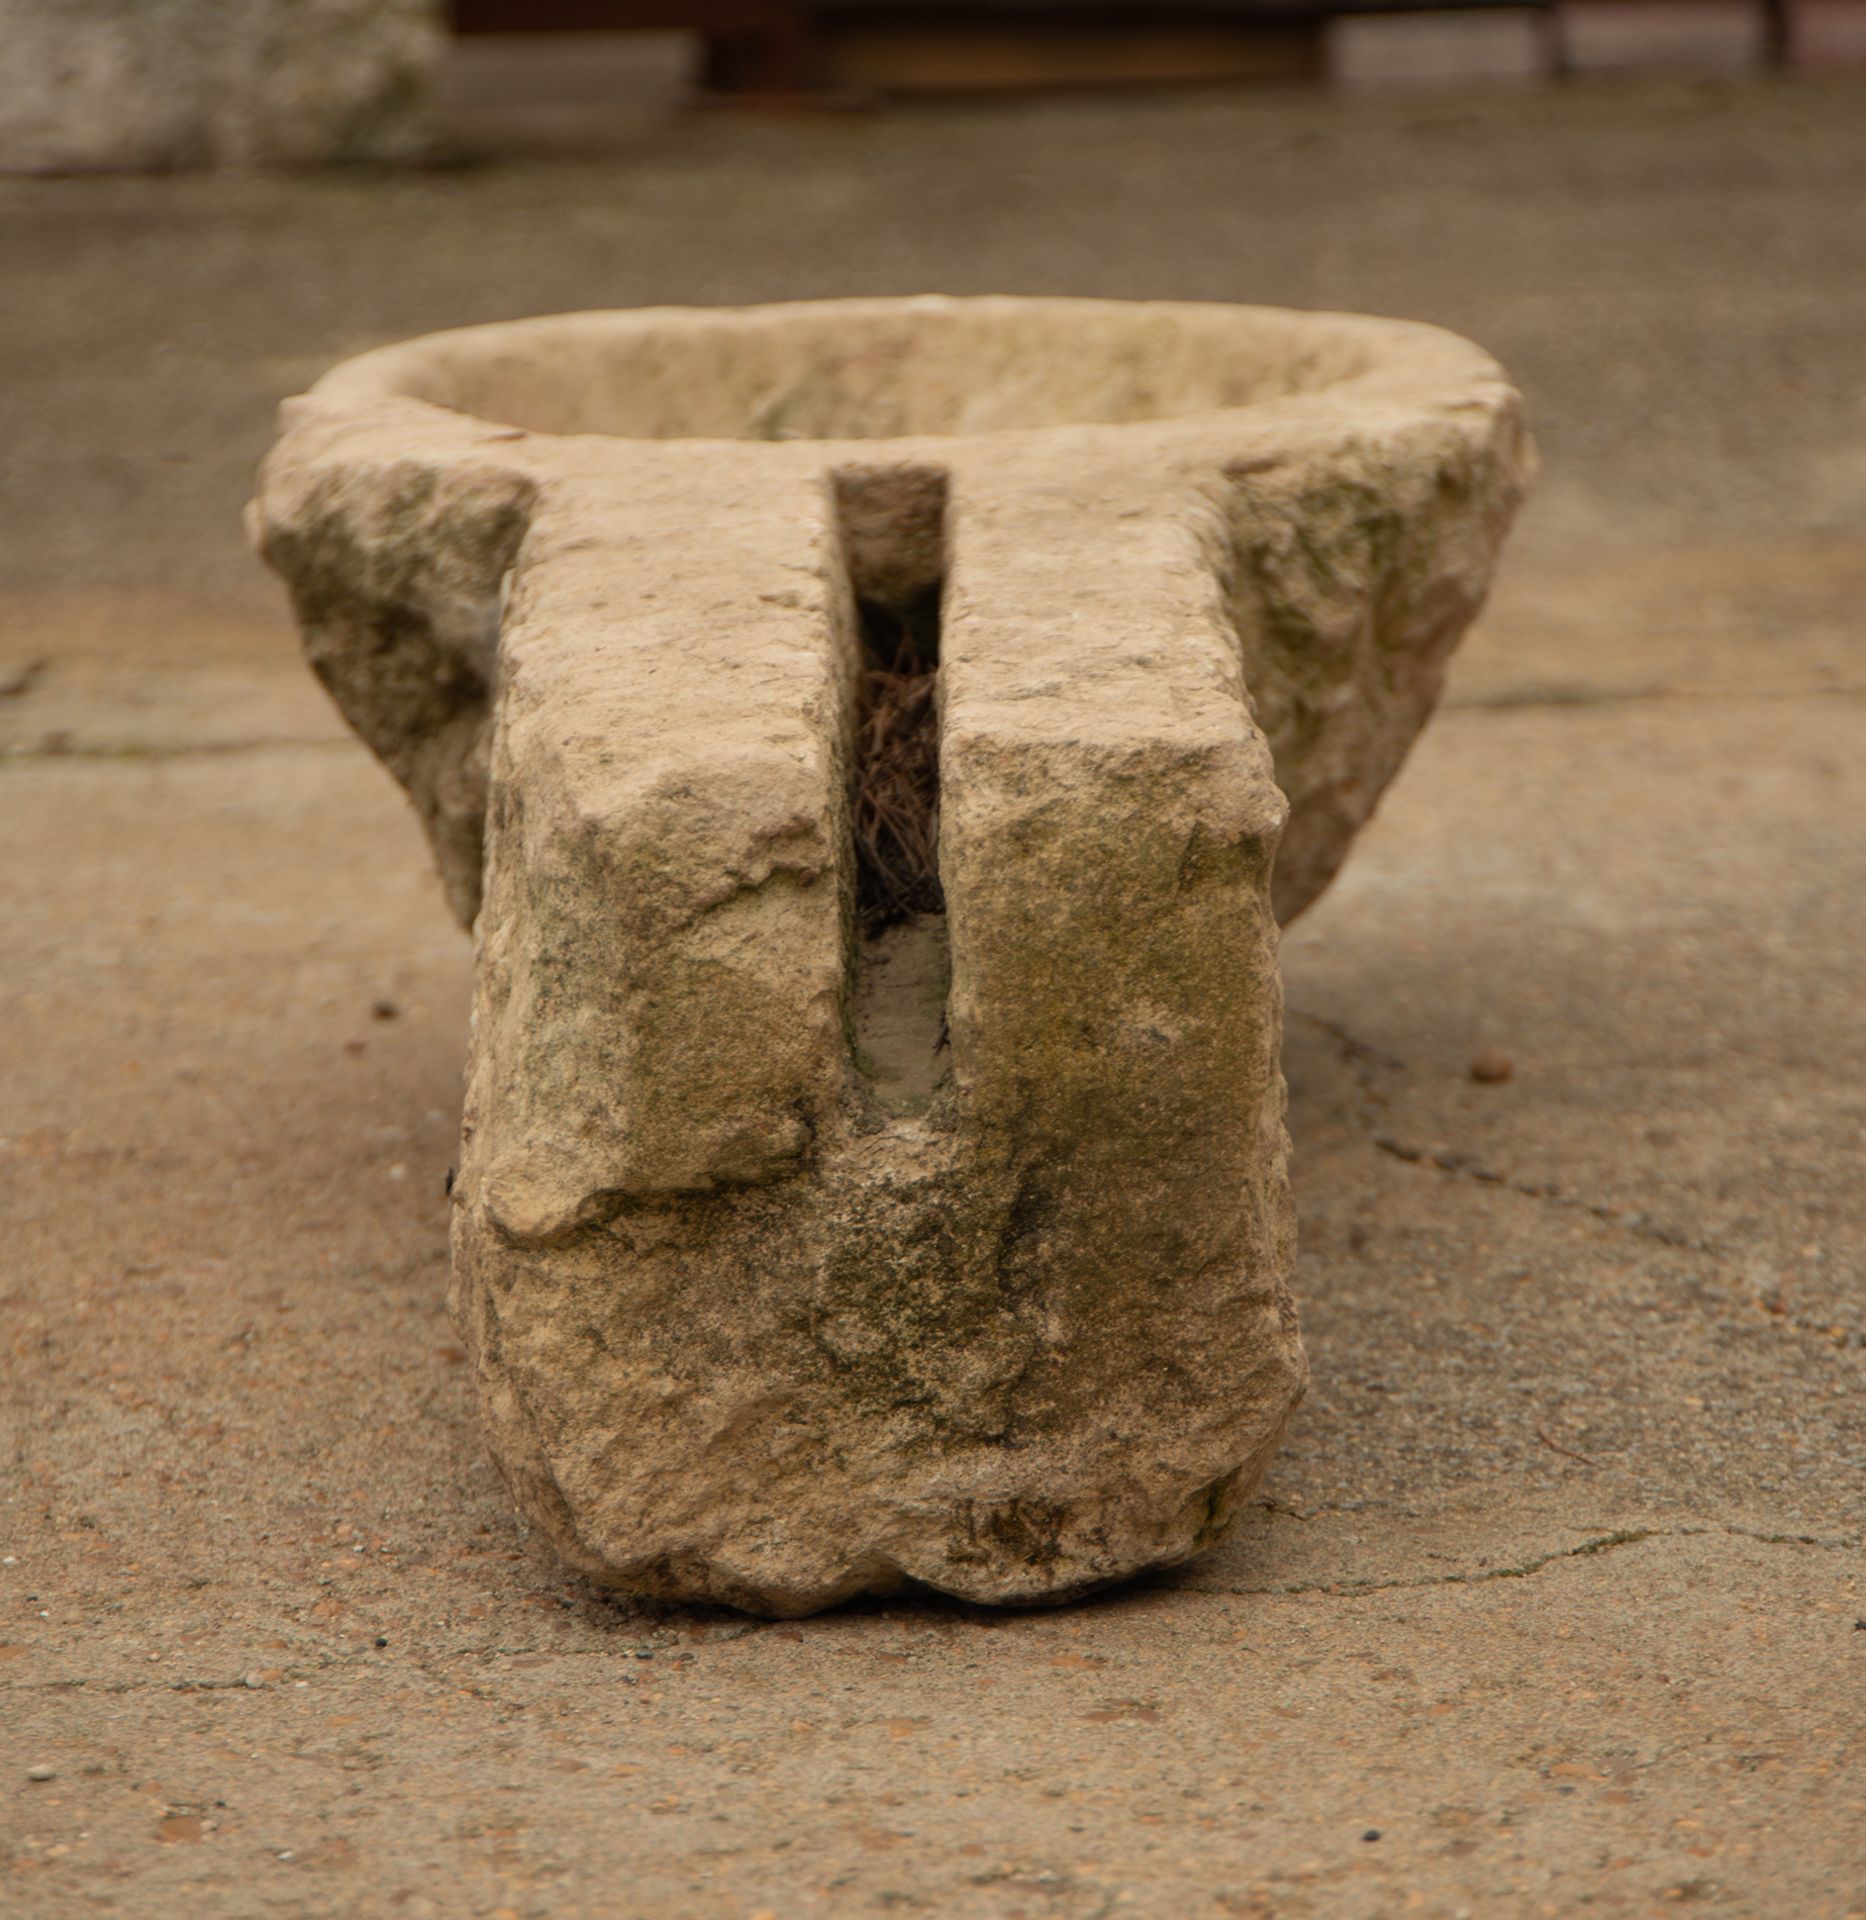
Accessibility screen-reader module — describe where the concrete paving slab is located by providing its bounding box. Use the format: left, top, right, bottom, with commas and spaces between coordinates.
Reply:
2, 71, 1863, 1920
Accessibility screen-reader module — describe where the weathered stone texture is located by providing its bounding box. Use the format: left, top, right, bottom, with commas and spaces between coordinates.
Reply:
0, 0, 442, 172
254, 298, 1530, 1613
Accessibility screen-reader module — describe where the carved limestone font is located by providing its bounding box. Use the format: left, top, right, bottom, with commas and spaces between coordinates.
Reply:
254, 298, 1531, 1614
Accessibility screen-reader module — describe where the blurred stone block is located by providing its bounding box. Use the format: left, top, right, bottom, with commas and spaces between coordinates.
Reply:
1791, 0, 1866, 67
0, 0, 444, 172
1559, 0, 1766, 71
1329, 8, 1553, 89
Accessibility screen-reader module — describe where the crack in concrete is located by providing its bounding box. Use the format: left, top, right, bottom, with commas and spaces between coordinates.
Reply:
1368, 1131, 1860, 1348
1445, 681, 1866, 714
1291, 1006, 1715, 1258
1291, 1008, 1402, 1111
0, 1639, 685, 1696
4, 1527, 1854, 1689
0, 657, 49, 699
0, 737, 350, 764
1369, 1132, 1710, 1253
1176, 1522, 1861, 1599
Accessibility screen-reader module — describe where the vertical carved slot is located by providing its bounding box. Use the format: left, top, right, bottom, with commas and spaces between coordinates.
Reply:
834, 466, 950, 1113
838, 467, 948, 928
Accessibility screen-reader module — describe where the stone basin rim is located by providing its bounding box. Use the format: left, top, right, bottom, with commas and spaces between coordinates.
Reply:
304, 293, 1514, 449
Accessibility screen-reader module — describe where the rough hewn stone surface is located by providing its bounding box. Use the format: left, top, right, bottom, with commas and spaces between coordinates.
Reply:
253, 297, 1530, 1613
0, 0, 441, 173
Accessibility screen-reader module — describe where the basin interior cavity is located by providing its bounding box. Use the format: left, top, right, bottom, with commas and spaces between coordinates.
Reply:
313, 296, 1391, 442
